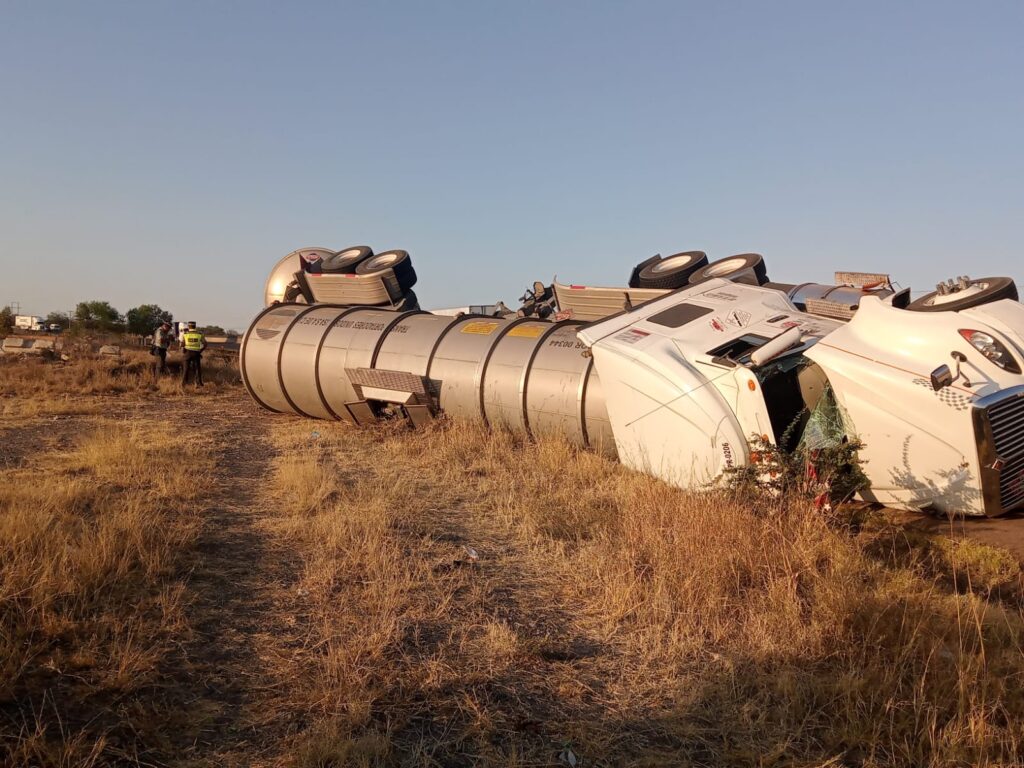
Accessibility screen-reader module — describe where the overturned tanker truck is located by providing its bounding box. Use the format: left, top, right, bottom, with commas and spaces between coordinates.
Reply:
242, 246, 1024, 517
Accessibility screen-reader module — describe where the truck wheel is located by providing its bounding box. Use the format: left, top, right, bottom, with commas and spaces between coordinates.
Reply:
628, 254, 662, 288
355, 249, 417, 291
394, 289, 419, 311
907, 277, 1018, 312
636, 251, 709, 289
688, 253, 768, 285
321, 245, 373, 274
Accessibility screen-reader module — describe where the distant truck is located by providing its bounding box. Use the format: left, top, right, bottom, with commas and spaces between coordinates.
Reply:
14, 315, 45, 332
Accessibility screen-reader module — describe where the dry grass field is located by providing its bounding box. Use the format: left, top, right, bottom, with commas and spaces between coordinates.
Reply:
2, 352, 1024, 767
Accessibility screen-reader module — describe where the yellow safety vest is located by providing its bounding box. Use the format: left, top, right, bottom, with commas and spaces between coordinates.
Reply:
183, 331, 205, 351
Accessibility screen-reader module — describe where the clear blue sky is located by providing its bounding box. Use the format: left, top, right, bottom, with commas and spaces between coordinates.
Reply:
2, 1, 1022, 330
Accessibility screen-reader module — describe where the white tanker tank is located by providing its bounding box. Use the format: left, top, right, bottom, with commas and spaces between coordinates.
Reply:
242, 250, 1024, 517
241, 303, 616, 456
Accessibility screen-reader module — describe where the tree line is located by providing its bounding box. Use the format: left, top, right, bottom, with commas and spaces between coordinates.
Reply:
0, 302, 233, 336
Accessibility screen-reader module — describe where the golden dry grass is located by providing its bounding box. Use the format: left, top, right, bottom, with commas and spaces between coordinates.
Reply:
0, 421, 212, 766
0, 349, 239, 417
3, 357, 1024, 766
265, 418, 1024, 767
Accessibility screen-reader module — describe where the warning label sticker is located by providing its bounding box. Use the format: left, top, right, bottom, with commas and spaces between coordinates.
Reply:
508, 325, 545, 338
614, 328, 651, 345
461, 321, 500, 335
724, 310, 751, 328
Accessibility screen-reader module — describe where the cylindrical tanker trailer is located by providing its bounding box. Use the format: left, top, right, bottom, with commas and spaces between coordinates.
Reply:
240, 303, 617, 456
242, 247, 1024, 518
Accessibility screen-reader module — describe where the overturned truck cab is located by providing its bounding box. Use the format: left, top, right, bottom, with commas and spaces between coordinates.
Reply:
578, 279, 1024, 517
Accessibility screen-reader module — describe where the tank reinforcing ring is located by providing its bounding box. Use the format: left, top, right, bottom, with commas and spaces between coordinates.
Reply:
476, 316, 549, 427
312, 305, 371, 421
519, 320, 585, 440
275, 303, 333, 419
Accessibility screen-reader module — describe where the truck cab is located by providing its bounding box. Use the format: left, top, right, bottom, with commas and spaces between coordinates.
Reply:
578, 278, 1024, 517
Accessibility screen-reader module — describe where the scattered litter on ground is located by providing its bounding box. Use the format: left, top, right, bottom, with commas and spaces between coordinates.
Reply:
559, 745, 579, 766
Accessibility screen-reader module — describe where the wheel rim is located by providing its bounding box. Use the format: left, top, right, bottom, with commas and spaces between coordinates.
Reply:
651, 255, 694, 273
337, 248, 363, 260
368, 254, 399, 269
925, 283, 987, 305
705, 257, 749, 277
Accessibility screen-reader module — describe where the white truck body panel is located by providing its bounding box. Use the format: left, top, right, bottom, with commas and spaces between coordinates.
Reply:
580, 279, 840, 487
579, 280, 1024, 516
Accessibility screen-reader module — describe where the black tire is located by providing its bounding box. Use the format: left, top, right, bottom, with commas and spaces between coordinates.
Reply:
355, 249, 417, 291
393, 289, 419, 311
907, 277, 1018, 312
321, 245, 373, 274
636, 251, 709, 289
628, 254, 662, 288
688, 253, 769, 285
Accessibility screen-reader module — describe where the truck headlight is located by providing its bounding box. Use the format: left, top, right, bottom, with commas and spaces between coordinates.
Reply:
959, 329, 1022, 373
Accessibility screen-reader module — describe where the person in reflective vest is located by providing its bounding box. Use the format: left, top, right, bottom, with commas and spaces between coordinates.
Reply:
181, 321, 207, 386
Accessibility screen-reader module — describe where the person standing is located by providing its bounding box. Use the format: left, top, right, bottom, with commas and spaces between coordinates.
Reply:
152, 321, 173, 373
181, 321, 207, 387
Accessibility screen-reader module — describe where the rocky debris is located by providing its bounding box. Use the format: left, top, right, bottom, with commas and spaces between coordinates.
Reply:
1, 337, 56, 358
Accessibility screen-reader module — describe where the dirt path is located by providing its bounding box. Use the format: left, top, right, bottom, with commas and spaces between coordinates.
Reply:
0, 417, 86, 469
895, 508, 1024, 561
157, 397, 304, 767
411, 505, 613, 746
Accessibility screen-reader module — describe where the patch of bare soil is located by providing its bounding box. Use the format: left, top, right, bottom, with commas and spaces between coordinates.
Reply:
151, 398, 306, 766
389, 504, 615, 758
893, 508, 1024, 562
0, 416, 88, 468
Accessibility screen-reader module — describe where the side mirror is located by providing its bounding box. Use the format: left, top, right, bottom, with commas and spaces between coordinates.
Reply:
931, 364, 954, 391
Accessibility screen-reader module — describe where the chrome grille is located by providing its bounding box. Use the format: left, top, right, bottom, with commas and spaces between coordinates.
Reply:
988, 392, 1024, 510
975, 386, 1024, 514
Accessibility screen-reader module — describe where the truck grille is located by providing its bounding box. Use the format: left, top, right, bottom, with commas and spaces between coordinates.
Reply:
974, 386, 1024, 515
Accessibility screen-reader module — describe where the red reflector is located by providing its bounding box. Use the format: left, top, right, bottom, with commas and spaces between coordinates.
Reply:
570, 284, 587, 289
